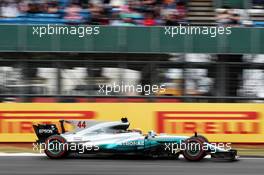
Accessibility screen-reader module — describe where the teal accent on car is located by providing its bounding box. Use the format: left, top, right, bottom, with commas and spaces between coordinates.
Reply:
96, 137, 187, 153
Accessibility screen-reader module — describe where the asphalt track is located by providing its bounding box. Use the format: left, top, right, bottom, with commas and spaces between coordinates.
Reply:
0, 156, 263, 175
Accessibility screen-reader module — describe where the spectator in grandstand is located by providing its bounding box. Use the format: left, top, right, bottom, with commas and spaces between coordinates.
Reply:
0, 0, 20, 18
17, 0, 29, 14
64, 2, 83, 21
110, 11, 124, 26
163, 0, 177, 9
27, 2, 43, 14
118, 0, 143, 22
216, 9, 232, 25
216, 8, 241, 26
89, 3, 109, 25
46, 1, 59, 14
161, 0, 186, 25
59, 0, 70, 8
142, 12, 156, 26
175, 1, 186, 20
163, 9, 180, 26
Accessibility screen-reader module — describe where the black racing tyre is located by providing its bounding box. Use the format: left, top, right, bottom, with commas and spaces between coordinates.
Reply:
44, 135, 68, 159
182, 137, 206, 161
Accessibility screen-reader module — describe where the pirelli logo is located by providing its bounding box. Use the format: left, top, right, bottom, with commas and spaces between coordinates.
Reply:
156, 111, 260, 134
0, 111, 95, 133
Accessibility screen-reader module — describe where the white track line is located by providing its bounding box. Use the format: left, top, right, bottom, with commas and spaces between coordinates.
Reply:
0, 153, 44, 156
239, 157, 264, 160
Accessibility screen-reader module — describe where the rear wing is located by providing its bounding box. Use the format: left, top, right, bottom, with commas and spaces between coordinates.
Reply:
32, 120, 97, 143
33, 123, 59, 143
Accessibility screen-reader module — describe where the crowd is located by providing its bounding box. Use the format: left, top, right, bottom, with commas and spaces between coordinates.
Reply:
216, 8, 246, 26
0, 0, 188, 26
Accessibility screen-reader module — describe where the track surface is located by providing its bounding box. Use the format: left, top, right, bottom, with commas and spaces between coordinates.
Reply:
0, 156, 263, 175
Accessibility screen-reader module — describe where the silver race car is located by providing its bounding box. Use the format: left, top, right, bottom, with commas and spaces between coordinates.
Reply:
33, 118, 238, 161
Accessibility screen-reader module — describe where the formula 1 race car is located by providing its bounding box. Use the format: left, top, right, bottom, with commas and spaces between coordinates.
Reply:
33, 118, 238, 161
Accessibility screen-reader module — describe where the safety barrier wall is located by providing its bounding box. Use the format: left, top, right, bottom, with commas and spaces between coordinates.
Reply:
219, 0, 248, 8
0, 103, 263, 142
0, 25, 264, 54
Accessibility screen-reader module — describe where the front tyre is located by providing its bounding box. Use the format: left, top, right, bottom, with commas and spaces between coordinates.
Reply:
44, 135, 68, 159
182, 137, 206, 161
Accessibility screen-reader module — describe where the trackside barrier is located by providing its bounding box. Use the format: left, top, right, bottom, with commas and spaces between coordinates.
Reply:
0, 103, 263, 142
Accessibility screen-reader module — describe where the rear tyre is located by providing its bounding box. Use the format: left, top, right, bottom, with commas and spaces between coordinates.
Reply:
44, 135, 68, 159
182, 137, 206, 161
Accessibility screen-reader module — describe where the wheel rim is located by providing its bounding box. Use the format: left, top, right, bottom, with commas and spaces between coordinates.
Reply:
45, 136, 67, 158
186, 141, 201, 157
48, 140, 64, 155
